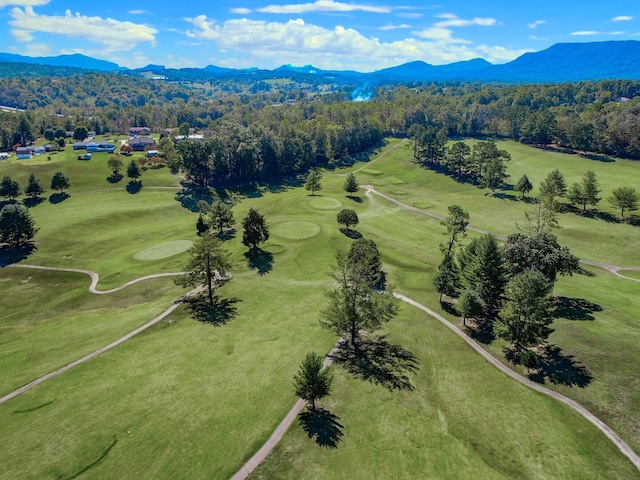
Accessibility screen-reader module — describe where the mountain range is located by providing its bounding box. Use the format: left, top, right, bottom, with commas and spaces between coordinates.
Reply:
2, 40, 640, 84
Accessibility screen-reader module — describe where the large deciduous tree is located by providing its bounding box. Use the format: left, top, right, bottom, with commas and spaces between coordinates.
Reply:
175, 235, 232, 307
293, 352, 333, 411
0, 203, 37, 247
337, 208, 359, 230
50, 171, 70, 194
242, 208, 269, 250
502, 232, 579, 288
494, 270, 554, 351
607, 186, 639, 218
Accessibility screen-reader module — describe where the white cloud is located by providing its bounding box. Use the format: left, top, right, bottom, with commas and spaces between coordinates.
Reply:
9, 7, 158, 52
128, 9, 147, 15
0, 0, 48, 7
571, 30, 626, 36
396, 12, 422, 19
230, 8, 251, 15
10, 28, 33, 42
528, 20, 545, 29
379, 23, 411, 31
184, 15, 527, 70
611, 16, 633, 22
435, 13, 496, 28
257, 0, 391, 14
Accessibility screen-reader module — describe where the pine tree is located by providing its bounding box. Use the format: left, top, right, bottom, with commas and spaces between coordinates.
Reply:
242, 208, 269, 250
343, 173, 359, 198
127, 160, 141, 183
50, 171, 70, 194
293, 352, 333, 411
0, 176, 21, 201
516, 174, 533, 199
210, 201, 235, 235
24, 173, 45, 198
304, 168, 323, 196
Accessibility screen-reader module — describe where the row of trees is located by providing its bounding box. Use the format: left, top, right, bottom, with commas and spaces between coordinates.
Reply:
434, 205, 580, 360
0, 172, 69, 202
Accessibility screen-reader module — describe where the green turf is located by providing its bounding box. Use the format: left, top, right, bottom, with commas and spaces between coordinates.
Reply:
133, 240, 193, 261
1, 138, 639, 478
354, 139, 640, 266
250, 305, 639, 480
618, 270, 640, 280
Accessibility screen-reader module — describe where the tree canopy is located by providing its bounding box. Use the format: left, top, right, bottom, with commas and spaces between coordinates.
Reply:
242, 208, 269, 250
293, 352, 333, 411
0, 203, 37, 247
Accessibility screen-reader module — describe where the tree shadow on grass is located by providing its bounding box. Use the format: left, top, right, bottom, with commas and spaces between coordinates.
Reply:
175, 188, 216, 212
554, 296, 602, 321
334, 334, 419, 391
244, 248, 274, 275
216, 228, 237, 242
339, 228, 363, 239
526, 344, 593, 388
126, 181, 142, 194
463, 317, 496, 345
346, 195, 363, 203
576, 266, 596, 277
185, 293, 241, 326
106, 173, 124, 184
23, 197, 45, 208
492, 192, 520, 202
0, 243, 36, 266
49, 192, 69, 204
298, 408, 344, 449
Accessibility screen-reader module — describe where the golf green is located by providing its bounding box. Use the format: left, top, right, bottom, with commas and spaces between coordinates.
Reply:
133, 240, 193, 261
271, 221, 321, 239
309, 197, 342, 210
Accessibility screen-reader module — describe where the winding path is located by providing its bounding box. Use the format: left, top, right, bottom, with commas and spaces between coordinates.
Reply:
362, 184, 640, 277
0, 265, 191, 404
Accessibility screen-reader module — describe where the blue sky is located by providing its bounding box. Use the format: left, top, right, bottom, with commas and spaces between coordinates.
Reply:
0, 0, 638, 71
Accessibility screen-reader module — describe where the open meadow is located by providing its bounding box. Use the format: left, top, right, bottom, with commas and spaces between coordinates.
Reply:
0, 139, 639, 478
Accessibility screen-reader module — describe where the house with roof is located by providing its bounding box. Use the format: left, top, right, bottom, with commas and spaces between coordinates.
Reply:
16, 147, 32, 159
130, 126, 151, 136
128, 136, 156, 151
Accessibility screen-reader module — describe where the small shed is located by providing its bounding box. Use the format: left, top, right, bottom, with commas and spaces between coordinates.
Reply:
146, 150, 159, 157
16, 147, 32, 159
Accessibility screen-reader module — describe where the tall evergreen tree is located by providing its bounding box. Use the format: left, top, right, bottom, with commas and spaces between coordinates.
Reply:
442, 204, 469, 255
0, 176, 20, 202
458, 234, 507, 315
293, 352, 333, 411
515, 174, 533, 199
210, 201, 235, 235
343, 173, 359, 198
320, 251, 399, 346
607, 186, 639, 218
434, 252, 459, 302
24, 173, 45, 198
127, 159, 142, 183
0, 204, 37, 247
304, 168, 323, 196
568, 171, 601, 212
539, 169, 567, 199
494, 270, 554, 351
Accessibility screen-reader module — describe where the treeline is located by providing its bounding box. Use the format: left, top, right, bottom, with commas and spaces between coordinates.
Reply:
2, 74, 640, 164
176, 103, 384, 185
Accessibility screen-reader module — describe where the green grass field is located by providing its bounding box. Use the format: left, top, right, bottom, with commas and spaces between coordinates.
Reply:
0, 138, 639, 478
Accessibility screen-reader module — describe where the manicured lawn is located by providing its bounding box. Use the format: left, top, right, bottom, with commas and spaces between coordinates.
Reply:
1, 138, 639, 478
251, 305, 640, 479
355, 139, 640, 266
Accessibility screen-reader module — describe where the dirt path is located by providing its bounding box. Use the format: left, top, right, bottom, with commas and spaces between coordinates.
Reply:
363, 185, 640, 275
230, 340, 343, 480
395, 293, 640, 471
0, 264, 192, 404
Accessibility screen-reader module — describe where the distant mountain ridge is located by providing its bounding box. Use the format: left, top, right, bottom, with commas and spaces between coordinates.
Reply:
2, 40, 640, 83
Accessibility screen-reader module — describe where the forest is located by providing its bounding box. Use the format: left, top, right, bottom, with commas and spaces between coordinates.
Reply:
1, 73, 640, 185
